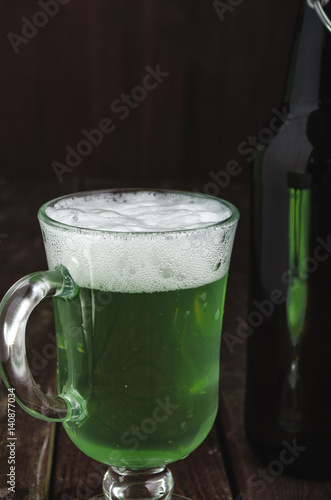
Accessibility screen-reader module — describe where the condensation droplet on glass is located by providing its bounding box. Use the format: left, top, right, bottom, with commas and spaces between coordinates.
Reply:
70, 255, 80, 268
199, 292, 207, 304
151, 255, 161, 266
161, 268, 174, 279
65, 237, 76, 252
184, 310, 191, 319
214, 260, 222, 271
180, 240, 191, 251
215, 309, 221, 320
214, 231, 225, 246
203, 302, 208, 311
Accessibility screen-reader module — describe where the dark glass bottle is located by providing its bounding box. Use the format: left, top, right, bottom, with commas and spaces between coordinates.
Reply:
245, 0, 331, 479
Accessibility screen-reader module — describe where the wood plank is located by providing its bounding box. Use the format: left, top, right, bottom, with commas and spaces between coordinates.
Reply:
0, 280, 56, 499
0, 180, 78, 499
0, 0, 299, 184
0, 384, 55, 500
171, 427, 232, 500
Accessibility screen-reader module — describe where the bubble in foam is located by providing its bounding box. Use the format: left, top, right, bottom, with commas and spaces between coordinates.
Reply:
161, 267, 174, 279
214, 232, 225, 246
40, 191, 238, 293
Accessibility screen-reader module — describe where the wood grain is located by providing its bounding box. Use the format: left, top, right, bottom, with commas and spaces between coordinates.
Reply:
0, 0, 299, 185
0, 385, 55, 500
0, 180, 74, 500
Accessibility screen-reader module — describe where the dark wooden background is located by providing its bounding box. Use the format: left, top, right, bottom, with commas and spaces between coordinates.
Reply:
0, 1, 312, 499
1, 0, 299, 188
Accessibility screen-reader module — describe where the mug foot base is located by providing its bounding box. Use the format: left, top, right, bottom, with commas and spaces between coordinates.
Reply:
90, 496, 191, 500
101, 466, 178, 499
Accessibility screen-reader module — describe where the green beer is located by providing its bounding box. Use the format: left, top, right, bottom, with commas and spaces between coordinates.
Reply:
53, 276, 227, 467
39, 190, 238, 469
0, 189, 238, 499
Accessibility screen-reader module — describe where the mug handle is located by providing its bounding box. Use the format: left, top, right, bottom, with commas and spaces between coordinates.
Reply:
0, 266, 84, 422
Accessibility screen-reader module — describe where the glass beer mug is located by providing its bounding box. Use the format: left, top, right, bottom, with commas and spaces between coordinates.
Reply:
0, 189, 239, 499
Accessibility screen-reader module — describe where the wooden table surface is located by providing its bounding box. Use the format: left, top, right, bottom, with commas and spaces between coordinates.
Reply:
1, 178, 331, 500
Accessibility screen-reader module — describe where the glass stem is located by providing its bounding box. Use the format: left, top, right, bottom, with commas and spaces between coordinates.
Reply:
103, 466, 175, 499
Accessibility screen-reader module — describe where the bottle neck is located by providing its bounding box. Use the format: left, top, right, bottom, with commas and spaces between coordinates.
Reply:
285, 1, 331, 113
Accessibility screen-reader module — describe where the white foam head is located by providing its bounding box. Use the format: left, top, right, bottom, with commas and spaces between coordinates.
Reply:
39, 190, 238, 293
